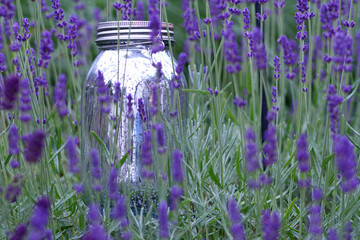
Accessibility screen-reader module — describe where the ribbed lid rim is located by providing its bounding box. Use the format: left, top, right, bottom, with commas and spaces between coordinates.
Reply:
96, 21, 175, 47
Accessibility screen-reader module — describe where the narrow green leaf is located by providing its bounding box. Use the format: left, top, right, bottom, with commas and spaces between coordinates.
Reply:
0, 120, 13, 138
182, 89, 209, 95
116, 152, 129, 169
321, 154, 334, 170
226, 109, 239, 127
91, 131, 111, 161
45, 105, 57, 124
283, 198, 297, 221
346, 121, 360, 138
208, 165, 222, 188
4, 154, 11, 166
48, 142, 67, 164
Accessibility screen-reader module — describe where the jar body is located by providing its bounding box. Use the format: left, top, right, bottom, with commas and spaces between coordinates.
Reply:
81, 44, 185, 189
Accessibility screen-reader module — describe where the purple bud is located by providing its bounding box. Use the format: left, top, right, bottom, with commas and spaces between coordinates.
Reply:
66, 137, 80, 174
24, 130, 46, 164
30, 196, 51, 231
1, 74, 19, 110
8, 124, 19, 155
172, 149, 184, 182
261, 210, 280, 240
9, 223, 27, 240
108, 167, 119, 200
90, 148, 101, 179
110, 195, 126, 220
159, 201, 169, 238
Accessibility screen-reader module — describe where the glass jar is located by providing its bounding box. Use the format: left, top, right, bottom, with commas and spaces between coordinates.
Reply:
81, 21, 186, 207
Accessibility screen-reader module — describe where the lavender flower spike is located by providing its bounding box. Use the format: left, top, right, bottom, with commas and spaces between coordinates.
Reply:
1, 74, 19, 110
227, 198, 246, 240
108, 166, 120, 200
172, 149, 184, 183
66, 137, 80, 174
24, 130, 46, 164
263, 123, 277, 167
8, 124, 19, 155
9, 223, 27, 240
262, 210, 280, 240
90, 148, 101, 179
296, 133, 309, 172
159, 201, 169, 238
30, 196, 51, 231
334, 135, 359, 193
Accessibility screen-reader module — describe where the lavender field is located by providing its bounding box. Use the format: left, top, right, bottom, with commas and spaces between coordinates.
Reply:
1, 0, 360, 239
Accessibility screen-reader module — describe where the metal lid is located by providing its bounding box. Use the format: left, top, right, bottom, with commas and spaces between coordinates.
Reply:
96, 21, 175, 47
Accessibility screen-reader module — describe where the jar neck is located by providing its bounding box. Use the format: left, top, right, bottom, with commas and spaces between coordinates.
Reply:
98, 41, 172, 51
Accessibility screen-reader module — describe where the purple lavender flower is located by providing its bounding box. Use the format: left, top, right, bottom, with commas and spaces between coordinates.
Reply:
159, 201, 169, 238
170, 185, 183, 211
110, 195, 126, 220
222, 20, 241, 73
248, 28, 267, 70
73, 183, 83, 194
37, 30, 54, 68
328, 228, 339, 240
233, 96, 246, 108
242, 8, 250, 31
154, 124, 166, 154
5, 174, 24, 203
148, 0, 164, 53
308, 204, 322, 235
34, 72, 48, 96
172, 149, 184, 182
296, 133, 309, 172
108, 166, 119, 200
66, 137, 80, 174
333, 28, 346, 72
19, 78, 32, 122
90, 148, 101, 179
174, 52, 187, 85
137, 98, 147, 122
93, 7, 102, 22
24, 130, 46, 164
66, 14, 78, 56
52, 0, 66, 28
245, 127, 259, 173
343, 222, 353, 240
182, 3, 200, 42
97, 70, 110, 114
312, 187, 322, 201
263, 123, 277, 167
83, 224, 108, 240
10, 160, 19, 169
88, 204, 101, 222
274, 56, 280, 80
227, 198, 246, 240
0, 53, 7, 72
277, 36, 298, 79
327, 85, 343, 138
122, 231, 132, 240
1, 74, 19, 110
135, 0, 144, 20
126, 93, 134, 119
320, 1, 338, 39
261, 210, 280, 240
113, 82, 121, 103
17, 18, 31, 42
54, 73, 68, 117
9, 223, 27, 240
298, 178, 311, 188
274, 0, 285, 13
8, 124, 19, 155
334, 135, 359, 193
30, 196, 51, 231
